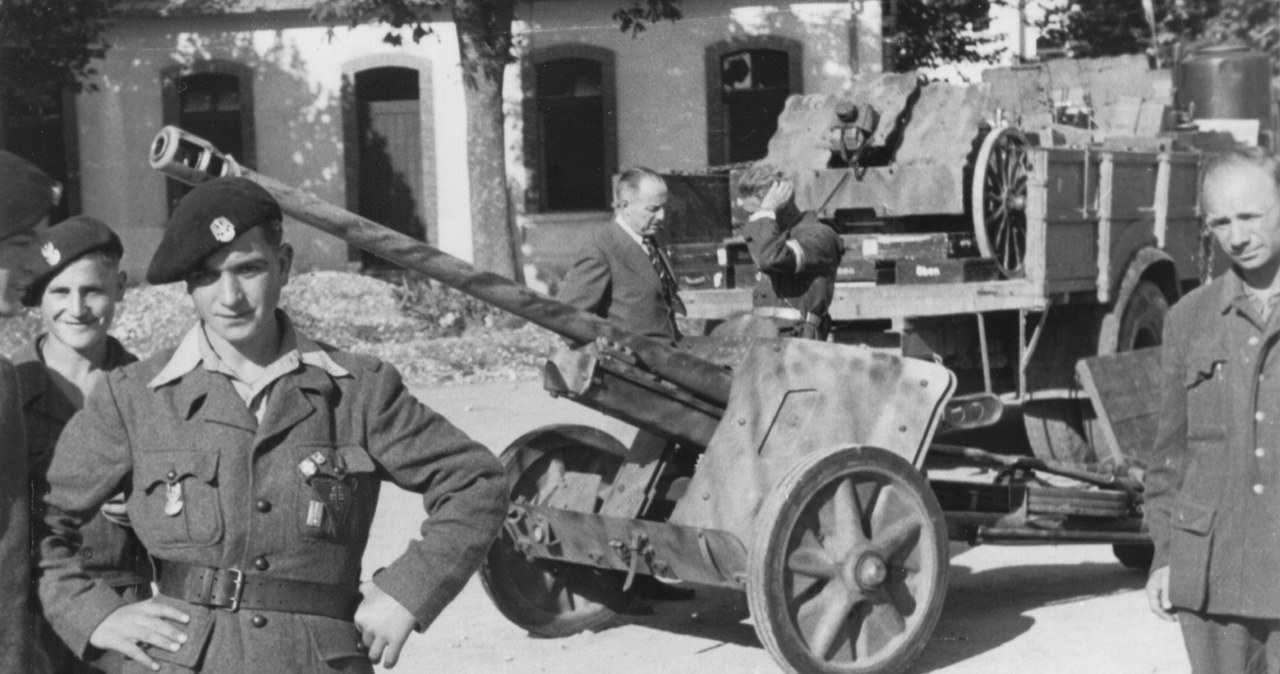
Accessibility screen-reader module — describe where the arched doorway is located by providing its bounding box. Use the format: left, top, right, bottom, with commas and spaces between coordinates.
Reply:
354, 66, 425, 272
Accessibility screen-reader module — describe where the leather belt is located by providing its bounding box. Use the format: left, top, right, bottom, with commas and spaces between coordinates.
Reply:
159, 561, 360, 620
752, 306, 824, 325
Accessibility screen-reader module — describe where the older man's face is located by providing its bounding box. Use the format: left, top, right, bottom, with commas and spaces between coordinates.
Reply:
1204, 163, 1280, 282
617, 177, 668, 238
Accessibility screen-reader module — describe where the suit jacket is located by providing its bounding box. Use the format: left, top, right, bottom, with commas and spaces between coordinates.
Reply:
0, 355, 42, 673
1147, 271, 1280, 617
557, 220, 681, 343
38, 320, 508, 672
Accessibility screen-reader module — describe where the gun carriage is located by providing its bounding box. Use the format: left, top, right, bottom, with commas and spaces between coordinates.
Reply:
149, 46, 1272, 671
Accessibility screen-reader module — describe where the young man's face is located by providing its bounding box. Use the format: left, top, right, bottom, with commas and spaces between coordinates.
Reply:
618, 178, 668, 238
185, 227, 292, 352
40, 253, 126, 353
1204, 163, 1280, 281
0, 216, 49, 317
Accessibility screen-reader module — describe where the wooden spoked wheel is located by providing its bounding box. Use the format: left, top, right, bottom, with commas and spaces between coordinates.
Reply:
748, 446, 949, 674
480, 425, 637, 637
972, 127, 1031, 277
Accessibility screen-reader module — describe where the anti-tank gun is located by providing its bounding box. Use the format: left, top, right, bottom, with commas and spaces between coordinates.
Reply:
152, 126, 1152, 673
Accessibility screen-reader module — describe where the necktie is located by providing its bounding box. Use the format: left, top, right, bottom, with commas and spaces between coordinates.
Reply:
642, 236, 685, 316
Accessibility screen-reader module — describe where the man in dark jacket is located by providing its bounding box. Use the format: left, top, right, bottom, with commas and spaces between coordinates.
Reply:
38, 177, 507, 672
557, 167, 685, 344
1146, 147, 1280, 673
18, 215, 150, 673
0, 150, 56, 674
734, 164, 843, 340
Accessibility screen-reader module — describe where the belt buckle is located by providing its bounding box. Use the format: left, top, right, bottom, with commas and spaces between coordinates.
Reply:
225, 568, 245, 612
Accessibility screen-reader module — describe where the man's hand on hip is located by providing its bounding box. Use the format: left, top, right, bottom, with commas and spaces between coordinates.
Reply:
89, 599, 190, 671
355, 580, 418, 668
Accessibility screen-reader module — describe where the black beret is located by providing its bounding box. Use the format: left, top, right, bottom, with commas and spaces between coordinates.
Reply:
146, 177, 282, 285
0, 151, 57, 241
22, 216, 124, 307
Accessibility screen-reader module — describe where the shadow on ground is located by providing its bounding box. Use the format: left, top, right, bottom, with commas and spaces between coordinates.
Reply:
599, 557, 1147, 672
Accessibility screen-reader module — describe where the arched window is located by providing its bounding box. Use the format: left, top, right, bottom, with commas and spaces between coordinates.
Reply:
161, 61, 255, 208
527, 46, 617, 213
705, 38, 803, 165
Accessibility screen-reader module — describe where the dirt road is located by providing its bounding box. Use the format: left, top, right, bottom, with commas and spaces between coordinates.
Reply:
362, 380, 1187, 673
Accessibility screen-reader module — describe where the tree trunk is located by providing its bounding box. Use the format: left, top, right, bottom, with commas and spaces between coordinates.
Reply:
452, 0, 520, 279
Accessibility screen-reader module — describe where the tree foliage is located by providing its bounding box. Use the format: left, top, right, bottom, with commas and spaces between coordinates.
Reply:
0, 0, 113, 110
1037, 0, 1278, 68
885, 0, 1008, 71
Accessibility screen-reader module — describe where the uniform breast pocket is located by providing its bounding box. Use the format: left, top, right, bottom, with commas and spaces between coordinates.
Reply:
135, 451, 222, 548
294, 444, 378, 544
1184, 353, 1228, 431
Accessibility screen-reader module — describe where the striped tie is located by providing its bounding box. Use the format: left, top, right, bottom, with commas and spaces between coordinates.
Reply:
642, 236, 685, 315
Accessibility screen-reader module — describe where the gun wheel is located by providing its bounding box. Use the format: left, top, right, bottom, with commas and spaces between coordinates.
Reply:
480, 425, 637, 637
972, 127, 1031, 278
748, 446, 948, 674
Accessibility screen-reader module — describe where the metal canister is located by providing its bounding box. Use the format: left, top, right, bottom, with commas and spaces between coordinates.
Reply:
1175, 45, 1271, 125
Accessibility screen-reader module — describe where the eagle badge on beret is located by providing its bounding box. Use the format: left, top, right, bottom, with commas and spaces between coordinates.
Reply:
210, 216, 236, 243
40, 241, 61, 266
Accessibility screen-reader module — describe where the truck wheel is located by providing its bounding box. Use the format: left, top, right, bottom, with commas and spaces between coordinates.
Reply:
1023, 280, 1170, 464
480, 425, 637, 637
1113, 543, 1155, 571
1022, 400, 1096, 464
1113, 280, 1168, 352
748, 446, 948, 674
972, 127, 1031, 278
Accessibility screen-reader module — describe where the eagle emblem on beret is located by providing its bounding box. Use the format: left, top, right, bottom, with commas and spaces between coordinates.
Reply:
40, 241, 60, 266
210, 216, 236, 243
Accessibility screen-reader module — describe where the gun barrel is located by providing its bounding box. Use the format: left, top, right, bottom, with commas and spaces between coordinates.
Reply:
148, 126, 732, 406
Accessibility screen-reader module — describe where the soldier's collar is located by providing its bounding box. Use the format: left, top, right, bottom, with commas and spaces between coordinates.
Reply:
148, 311, 349, 390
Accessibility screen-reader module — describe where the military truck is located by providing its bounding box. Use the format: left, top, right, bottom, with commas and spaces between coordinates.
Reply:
665, 46, 1277, 475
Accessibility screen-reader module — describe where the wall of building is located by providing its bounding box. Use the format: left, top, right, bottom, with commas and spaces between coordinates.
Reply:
510, 1, 880, 287
74, 10, 474, 282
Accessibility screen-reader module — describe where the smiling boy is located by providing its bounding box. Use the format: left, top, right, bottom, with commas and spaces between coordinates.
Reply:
16, 216, 151, 673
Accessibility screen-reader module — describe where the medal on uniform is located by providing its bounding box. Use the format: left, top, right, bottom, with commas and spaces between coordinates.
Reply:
164, 482, 184, 516
306, 498, 325, 528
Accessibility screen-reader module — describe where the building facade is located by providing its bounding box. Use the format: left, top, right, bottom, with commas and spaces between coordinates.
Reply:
2, 1, 879, 284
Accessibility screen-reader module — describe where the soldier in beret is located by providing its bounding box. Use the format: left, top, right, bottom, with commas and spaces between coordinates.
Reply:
0, 150, 57, 674
734, 164, 843, 340
37, 177, 507, 672
16, 216, 151, 673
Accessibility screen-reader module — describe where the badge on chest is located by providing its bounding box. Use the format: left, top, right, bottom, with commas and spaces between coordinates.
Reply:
298, 451, 357, 538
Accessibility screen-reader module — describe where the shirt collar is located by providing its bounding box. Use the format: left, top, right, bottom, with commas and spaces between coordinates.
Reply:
614, 216, 646, 247
148, 311, 349, 389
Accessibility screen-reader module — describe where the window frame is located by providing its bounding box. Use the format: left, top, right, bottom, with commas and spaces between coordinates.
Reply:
160, 60, 256, 210
704, 36, 803, 166
525, 44, 617, 214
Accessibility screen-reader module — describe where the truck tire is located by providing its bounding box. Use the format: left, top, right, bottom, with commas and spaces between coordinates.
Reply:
1023, 280, 1170, 465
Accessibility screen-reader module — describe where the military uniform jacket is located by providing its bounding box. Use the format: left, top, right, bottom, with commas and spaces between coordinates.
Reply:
38, 321, 507, 672
742, 210, 843, 323
557, 220, 682, 343
17, 335, 152, 589
0, 355, 42, 673
1147, 271, 1280, 617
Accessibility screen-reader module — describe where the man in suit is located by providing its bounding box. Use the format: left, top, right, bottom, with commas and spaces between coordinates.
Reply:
0, 150, 57, 674
557, 167, 685, 344
37, 177, 507, 672
1146, 147, 1280, 672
